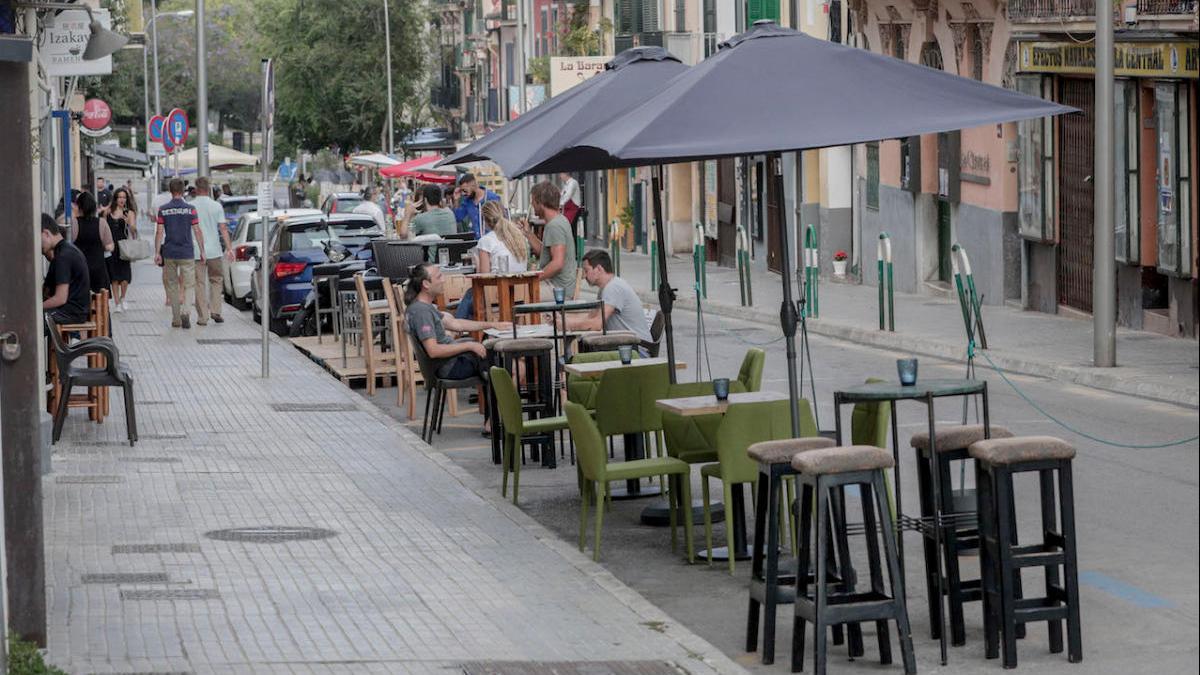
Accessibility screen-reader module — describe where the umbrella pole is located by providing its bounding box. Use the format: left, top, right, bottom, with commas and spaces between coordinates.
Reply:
771, 153, 802, 437
651, 166, 677, 385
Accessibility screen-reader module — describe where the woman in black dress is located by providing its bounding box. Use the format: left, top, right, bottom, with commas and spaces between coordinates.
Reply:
103, 187, 137, 312
72, 190, 113, 297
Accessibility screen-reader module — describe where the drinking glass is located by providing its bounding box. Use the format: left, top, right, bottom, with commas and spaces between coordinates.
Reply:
897, 358, 919, 386
618, 345, 634, 365
438, 247, 450, 267
553, 287, 565, 304
712, 378, 730, 401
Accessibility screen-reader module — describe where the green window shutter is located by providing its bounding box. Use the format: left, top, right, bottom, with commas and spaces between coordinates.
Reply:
746, 0, 780, 24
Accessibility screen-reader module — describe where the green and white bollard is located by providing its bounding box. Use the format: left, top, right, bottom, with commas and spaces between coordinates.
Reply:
649, 221, 658, 291
609, 218, 622, 276
803, 224, 819, 318
736, 225, 752, 306
951, 244, 987, 349
877, 232, 895, 331
692, 222, 707, 299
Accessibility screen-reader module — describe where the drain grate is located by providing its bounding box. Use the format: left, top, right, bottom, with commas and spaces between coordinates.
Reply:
196, 338, 261, 345
136, 400, 176, 406
55, 475, 124, 484
204, 526, 337, 543
83, 672, 193, 675
142, 433, 187, 440
460, 662, 686, 675
113, 543, 201, 554
83, 572, 169, 584
120, 456, 182, 463
129, 333, 164, 337
120, 589, 220, 601
270, 402, 360, 413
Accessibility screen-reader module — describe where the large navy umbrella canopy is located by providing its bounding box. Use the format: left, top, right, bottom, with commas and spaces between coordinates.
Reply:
536, 21, 1076, 171
438, 47, 689, 178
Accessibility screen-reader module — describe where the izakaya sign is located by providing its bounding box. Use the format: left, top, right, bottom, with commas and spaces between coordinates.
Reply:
38, 9, 116, 77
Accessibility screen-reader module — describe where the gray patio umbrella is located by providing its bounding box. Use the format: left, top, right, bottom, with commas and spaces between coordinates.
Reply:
439, 47, 689, 178
533, 20, 1076, 435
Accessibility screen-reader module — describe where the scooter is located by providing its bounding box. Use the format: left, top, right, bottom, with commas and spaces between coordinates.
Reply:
288, 239, 374, 337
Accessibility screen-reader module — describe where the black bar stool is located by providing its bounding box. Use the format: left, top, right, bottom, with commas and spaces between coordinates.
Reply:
310, 263, 344, 343
746, 437, 839, 665
791, 445, 916, 675
971, 436, 1082, 669
910, 423, 1013, 645
492, 338, 557, 468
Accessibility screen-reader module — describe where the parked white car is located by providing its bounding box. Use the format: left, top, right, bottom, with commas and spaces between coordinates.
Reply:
224, 208, 323, 308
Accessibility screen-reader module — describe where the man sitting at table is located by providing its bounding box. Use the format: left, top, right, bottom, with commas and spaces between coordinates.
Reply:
401, 184, 457, 239
405, 263, 511, 432
550, 249, 652, 351
41, 213, 92, 325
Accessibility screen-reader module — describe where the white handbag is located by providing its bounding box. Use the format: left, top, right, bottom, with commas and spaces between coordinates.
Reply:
118, 237, 152, 262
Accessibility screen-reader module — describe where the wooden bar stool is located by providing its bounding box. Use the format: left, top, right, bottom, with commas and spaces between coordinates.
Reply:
791, 445, 916, 675
971, 436, 1082, 669
354, 274, 395, 395
910, 423, 1014, 645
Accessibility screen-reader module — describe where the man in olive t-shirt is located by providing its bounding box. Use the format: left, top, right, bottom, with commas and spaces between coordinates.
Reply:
403, 184, 457, 237
522, 180, 577, 296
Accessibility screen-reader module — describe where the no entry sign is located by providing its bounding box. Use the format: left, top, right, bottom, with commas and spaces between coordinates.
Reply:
163, 107, 188, 153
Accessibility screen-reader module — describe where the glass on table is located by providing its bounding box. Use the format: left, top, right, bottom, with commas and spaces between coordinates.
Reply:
897, 357, 919, 386
712, 377, 730, 400
438, 247, 450, 267
618, 345, 633, 364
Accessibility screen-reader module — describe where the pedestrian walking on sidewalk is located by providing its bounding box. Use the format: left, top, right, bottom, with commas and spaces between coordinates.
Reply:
155, 178, 206, 329
191, 176, 233, 325
72, 190, 113, 295
102, 187, 137, 312
520, 180, 577, 298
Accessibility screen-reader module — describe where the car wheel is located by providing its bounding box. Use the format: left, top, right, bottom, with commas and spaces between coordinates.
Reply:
231, 294, 250, 311
288, 306, 317, 338
269, 317, 289, 336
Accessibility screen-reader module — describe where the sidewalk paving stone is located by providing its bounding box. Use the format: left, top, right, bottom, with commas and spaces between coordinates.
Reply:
44, 265, 746, 675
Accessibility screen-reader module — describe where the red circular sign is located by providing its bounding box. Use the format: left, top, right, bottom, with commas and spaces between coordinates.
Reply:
82, 99, 112, 131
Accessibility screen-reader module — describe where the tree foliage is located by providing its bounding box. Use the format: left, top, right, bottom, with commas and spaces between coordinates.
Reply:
255, 0, 427, 153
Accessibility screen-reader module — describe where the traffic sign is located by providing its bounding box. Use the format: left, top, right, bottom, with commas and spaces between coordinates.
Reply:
163, 107, 188, 153
148, 115, 164, 142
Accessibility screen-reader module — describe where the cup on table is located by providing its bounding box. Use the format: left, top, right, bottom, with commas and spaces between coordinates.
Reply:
438, 247, 450, 267
712, 377, 731, 401
553, 287, 565, 304
618, 345, 634, 365
496, 255, 509, 274
897, 357, 919, 386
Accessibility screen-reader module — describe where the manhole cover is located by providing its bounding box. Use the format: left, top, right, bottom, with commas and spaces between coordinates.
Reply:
270, 402, 360, 413
196, 338, 261, 345
55, 475, 124, 484
120, 589, 220, 601
82, 572, 169, 584
204, 526, 337, 543
460, 662, 685, 675
113, 543, 201, 554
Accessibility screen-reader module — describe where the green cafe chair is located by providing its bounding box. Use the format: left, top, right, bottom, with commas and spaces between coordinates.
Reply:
491, 366, 569, 505
662, 348, 765, 467
565, 401, 695, 563
701, 397, 802, 574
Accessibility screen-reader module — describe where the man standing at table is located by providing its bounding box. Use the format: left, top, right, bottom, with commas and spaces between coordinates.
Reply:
554, 249, 652, 350
520, 180, 577, 298
452, 173, 500, 238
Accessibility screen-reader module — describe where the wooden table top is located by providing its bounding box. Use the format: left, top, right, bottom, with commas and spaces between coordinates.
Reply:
563, 357, 686, 379
654, 390, 790, 416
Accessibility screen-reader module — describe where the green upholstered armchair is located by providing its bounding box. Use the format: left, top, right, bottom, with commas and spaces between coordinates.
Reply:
661, 348, 766, 465
566, 350, 623, 411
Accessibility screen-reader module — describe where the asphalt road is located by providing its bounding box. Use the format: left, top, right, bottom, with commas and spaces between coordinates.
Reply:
351, 307, 1199, 673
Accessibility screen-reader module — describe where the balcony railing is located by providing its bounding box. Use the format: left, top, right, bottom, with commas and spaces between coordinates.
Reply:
431, 84, 462, 111
1007, 0, 1096, 21
614, 31, 664, 54
1137, 0, 1198, 14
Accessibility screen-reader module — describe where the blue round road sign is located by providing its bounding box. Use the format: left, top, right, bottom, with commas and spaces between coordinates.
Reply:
148, 115, 165, 142
164, 107, 188, 153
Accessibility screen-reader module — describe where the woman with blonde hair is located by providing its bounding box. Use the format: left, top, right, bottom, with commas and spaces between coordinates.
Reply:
453, 201, 530, 319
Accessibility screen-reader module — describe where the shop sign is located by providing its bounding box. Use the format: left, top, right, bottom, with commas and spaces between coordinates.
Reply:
1018, 41, 1199, 79
550, 56, 608, 97
38, 9, 115, 77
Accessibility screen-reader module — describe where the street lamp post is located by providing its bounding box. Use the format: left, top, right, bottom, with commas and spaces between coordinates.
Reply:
144, 6, 194, 204
383, 0, 394, 156
196, 0, 209, 176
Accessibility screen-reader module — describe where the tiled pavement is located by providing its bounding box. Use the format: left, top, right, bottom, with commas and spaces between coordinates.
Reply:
45, 263, 744, 675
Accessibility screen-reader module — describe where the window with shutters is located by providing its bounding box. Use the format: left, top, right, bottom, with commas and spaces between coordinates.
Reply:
746, 0, 781, 24
1115, 79, 1140, 264
616, 0, 659, 34
1016, 74, 1055, 242
1156, 81, 1193, 277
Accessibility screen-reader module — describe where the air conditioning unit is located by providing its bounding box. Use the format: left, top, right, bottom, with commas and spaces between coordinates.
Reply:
665, 32, 700, 65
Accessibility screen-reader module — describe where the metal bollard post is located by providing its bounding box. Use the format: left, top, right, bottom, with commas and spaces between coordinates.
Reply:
736, 225, 752, 306
803, 224, 819, 318
609, 218, 622, 276
693, 222, 707, 298
952, 244, 987, 349
649, 221, 658, 291
877, 232, 894, 331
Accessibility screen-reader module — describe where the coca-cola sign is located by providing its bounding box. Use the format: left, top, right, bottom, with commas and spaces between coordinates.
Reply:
82, 99, 112, 131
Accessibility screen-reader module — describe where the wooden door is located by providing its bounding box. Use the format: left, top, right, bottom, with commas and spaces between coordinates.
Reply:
766, 157, 783, 273
1057, 78, 1095, 312
717, 158, 737, 267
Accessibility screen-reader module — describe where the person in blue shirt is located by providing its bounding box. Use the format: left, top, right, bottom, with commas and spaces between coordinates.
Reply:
451, 172, 500, 238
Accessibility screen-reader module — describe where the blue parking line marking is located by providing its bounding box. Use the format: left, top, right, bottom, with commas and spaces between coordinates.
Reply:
1080, 571, 1173, 609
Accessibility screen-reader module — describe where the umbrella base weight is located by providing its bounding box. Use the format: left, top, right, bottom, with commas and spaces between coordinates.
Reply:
608, 484, 663, 500
698, 546, 752, 562
640, 499, 724, 527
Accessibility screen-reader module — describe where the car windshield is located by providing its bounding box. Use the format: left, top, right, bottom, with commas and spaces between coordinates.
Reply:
280, 223, 334, 251
336, 197, 363, 211
223, 200, 256, 220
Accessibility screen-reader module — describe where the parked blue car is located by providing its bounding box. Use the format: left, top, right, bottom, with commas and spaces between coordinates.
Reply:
251, 215, 336, 335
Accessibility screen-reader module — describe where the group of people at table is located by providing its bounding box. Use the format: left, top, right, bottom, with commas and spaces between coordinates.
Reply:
397, 178, 651, 431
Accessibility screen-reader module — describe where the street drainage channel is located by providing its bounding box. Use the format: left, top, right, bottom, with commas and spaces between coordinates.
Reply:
204, 526, 338, 543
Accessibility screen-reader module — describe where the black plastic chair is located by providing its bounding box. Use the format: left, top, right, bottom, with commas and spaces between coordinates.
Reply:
46, 315, 137, 447
372, 240, 426, 281
407, 331, 484, 444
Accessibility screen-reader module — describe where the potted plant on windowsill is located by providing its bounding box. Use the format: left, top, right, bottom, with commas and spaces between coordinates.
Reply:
832, 250, 848, 276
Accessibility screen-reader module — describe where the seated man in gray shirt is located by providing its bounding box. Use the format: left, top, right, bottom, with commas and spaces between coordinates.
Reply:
553, 249, 652, 350
405, 263, 510, 380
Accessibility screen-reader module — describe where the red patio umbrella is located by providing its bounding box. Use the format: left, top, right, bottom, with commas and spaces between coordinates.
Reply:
380, 155, 454, 183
